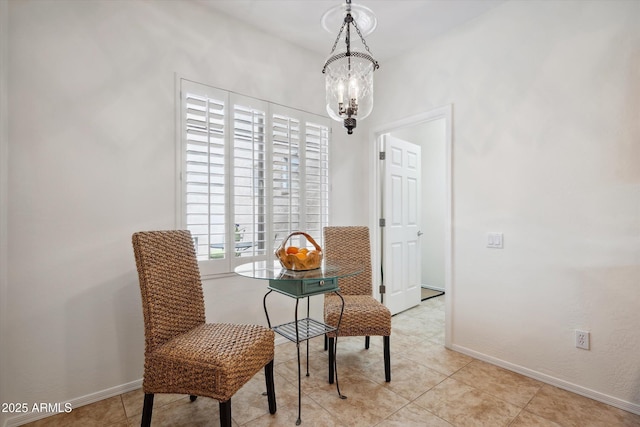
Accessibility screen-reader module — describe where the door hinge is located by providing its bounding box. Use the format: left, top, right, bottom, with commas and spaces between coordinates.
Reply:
379, 151, 386, 160
379, 285, 386, 294
379, 218, 386, 227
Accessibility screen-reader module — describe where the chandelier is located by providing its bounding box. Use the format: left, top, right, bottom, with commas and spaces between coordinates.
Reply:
322, 0, 379, 135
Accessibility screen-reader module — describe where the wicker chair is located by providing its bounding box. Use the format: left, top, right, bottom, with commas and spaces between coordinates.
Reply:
132, 230, 276, 427
323, 226, 391, 383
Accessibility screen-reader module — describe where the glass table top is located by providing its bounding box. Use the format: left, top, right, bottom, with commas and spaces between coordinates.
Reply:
235, 260, 363, 282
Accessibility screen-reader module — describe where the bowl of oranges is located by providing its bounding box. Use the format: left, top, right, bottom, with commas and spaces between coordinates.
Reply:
275, 231, 323, 271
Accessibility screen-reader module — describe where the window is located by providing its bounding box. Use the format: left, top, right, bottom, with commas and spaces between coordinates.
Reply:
179, 79, 330, 276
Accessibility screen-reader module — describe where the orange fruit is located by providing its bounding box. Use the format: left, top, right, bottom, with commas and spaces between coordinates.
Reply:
299, 248, 309, 255
286, 246, 299, 255
295, 252, 306, 260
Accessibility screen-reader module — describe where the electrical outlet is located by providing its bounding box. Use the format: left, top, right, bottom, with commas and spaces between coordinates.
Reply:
576, 330, 590, 350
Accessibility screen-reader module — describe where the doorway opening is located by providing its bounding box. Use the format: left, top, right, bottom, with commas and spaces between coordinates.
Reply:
369, 105, 453, 348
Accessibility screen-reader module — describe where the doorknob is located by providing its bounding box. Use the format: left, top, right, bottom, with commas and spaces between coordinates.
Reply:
417, 231, 423, 237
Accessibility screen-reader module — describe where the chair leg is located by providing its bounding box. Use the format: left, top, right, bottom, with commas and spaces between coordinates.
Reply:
141, 393, 154, 427
189, 395, 197, 402
328, 336, 335, 384
265, 360, 277, 414
384, 335, 391, 382
219, 399, 231, 427
365, 336, 370, 349
324, 334, 328, 351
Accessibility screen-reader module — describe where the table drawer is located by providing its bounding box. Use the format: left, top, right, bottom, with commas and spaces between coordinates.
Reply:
269, 278, 338, 297
303, 278, 337, 294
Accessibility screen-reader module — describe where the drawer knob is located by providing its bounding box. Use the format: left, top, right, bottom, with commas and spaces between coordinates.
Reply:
319, 280, 325, 286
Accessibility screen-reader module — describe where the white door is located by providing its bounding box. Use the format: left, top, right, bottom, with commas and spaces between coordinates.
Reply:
382, 134, 422, 315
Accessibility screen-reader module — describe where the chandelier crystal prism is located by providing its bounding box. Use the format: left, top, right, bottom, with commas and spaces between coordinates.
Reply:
322, 0, 379, 135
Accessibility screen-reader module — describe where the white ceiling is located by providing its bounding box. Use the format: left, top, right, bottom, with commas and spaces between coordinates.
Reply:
201, 0, 506, 61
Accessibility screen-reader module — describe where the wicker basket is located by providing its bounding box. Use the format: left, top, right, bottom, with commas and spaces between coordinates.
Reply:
275, 231, 323, 271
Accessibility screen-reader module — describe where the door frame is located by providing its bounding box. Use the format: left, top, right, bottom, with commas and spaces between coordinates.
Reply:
369, 104, 453, 348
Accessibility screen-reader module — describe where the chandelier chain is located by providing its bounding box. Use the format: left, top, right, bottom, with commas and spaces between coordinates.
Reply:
329, 19, 348, 54
326, 12, 376, 59
351, 18, 375, 58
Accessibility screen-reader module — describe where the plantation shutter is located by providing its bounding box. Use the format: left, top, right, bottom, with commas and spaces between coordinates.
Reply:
182, 83, 228, 266
232, 95, 268, 260
272, 113, 302, 249
304, 121, 330, 247
179, 78, 331, 276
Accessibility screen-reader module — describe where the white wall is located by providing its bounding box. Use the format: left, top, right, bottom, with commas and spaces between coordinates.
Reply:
1, 1, 364, 425
370, 0, 640, 413
393, 119, 447, 290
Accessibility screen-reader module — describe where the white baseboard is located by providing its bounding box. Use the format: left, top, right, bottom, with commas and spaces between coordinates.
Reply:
4, 379, 143, 427
450, 344, 640, 416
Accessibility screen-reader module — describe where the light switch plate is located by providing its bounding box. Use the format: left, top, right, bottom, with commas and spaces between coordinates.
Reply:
487, 232, 504, 249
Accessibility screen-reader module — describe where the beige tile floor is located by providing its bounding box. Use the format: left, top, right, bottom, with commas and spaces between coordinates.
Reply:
23, 295, 640, 427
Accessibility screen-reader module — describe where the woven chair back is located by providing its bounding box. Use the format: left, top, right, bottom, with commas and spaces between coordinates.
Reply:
323, 226, 373, 296
132, 230, 206, 353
